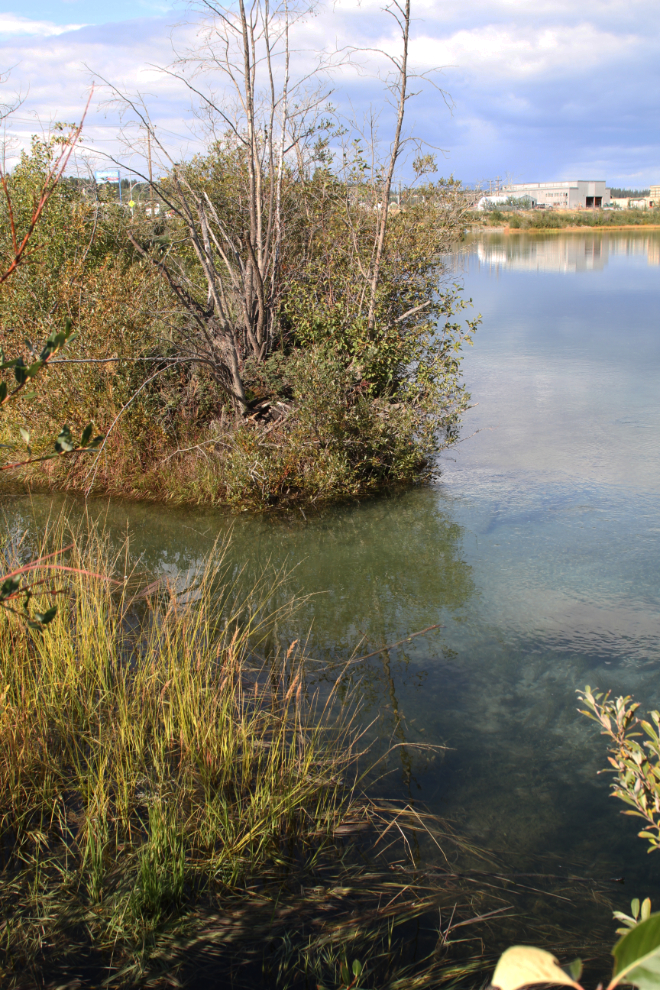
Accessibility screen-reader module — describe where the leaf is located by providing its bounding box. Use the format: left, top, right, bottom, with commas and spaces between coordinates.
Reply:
19, 427, 30, 445
566, 960, 583, 982
492, 947, 582, 990
642, 901, 652, 922
352, 959, 363, 977
26, 360, 43, 379
33, 607, 57, 626
609, 913, 660, 990
615, 912, 638, 927
13, 359, 27, 385
0, 577, 20, 602
0, 381, 7, 403
55, 425, 75, 453
81, 423, 93, 448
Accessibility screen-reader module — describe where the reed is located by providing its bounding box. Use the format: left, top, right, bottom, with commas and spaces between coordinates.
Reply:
0, 523, 601, 988
0, 524, 374, 982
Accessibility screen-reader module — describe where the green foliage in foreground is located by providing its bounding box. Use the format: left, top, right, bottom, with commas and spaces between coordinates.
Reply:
579, 688, 660, 853
491, 901, 660, 990
490, 690, 660, 990
0, 528, 352, 982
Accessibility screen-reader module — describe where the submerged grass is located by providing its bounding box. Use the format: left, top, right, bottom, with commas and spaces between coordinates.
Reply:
0, 525, 364, 983
0, 524, 490, 988
0, 521, 623, 987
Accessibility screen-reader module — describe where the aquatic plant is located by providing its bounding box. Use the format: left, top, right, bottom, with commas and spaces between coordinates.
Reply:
0, 524, 512, 987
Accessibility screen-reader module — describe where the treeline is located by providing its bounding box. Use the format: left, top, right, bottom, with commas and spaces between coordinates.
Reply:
609, 187, 651, 198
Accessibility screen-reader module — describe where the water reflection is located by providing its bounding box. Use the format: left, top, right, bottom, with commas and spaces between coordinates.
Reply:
471, 229, 660, 272
3, 228, 660, 967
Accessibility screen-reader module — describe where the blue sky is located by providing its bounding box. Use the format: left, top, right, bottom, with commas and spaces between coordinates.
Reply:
1, 0, 659, 187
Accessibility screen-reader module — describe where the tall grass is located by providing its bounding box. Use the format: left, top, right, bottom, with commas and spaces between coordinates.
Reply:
0, 525, 376, 982
0, 522, 614, 988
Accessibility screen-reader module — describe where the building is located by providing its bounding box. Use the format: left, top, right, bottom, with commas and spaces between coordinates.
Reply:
611, 188, 660, 210
500, 180, 611, 209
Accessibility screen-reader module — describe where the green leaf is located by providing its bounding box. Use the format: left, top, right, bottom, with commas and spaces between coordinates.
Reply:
610, 912, 660, 990
0, 577, 20, 602
55, 425, 75, 453
642, 901, 653, 922
0, 381, 8, 403
13, 359, 27, 385
23, 391, 37, 401
565, 959, 583, 982
492, 947, 581, 990
81, 423, 93, 448
352, 959, 363, 978
19, 427, 30, 445
26, 360, 43, 378
33, 607, 57, 626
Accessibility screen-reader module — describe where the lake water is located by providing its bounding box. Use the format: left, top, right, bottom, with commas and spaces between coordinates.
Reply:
4, 228, 660, 973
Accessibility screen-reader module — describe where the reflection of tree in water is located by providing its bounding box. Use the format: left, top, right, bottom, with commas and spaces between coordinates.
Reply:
6, 489, 475, 794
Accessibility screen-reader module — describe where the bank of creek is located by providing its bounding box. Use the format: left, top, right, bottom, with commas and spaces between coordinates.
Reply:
4, 228, 660, 983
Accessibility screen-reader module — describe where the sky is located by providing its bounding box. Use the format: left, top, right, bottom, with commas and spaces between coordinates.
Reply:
1, 0, 659, 188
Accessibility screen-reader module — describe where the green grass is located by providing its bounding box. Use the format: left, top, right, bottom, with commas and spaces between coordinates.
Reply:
0, 522, 620, 987
0, 523, 512, 988
477, 208, 660, 230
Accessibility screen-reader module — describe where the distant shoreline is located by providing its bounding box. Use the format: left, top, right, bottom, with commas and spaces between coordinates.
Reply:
473, 223, 660, 233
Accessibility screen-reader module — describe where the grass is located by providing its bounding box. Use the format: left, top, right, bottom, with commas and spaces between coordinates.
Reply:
0, 521, 506, 988
476, 208, 660, 230
0, 520, 626, 988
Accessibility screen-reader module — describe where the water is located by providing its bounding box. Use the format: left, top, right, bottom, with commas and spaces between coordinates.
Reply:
4, 228, 660, 968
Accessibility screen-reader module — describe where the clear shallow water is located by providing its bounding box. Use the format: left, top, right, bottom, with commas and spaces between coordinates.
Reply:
4, 229, 660, 964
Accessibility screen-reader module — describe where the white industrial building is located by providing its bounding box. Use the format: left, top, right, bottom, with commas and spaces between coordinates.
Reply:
478, 180, 611, 210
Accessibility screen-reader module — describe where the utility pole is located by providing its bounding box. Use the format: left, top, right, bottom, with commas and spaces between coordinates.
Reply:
146, 125, 155, 217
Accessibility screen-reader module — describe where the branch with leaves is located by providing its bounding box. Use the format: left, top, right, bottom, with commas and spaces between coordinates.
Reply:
491, 899, 660, 990
578, 687, 660, 853
0, 96, 105, 627
0, 91, 92, 285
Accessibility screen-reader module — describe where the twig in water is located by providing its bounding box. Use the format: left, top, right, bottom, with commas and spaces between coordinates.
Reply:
349, 624, 444, 665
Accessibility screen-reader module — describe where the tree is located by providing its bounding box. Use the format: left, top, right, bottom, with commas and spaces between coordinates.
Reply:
0, 96, 103, 624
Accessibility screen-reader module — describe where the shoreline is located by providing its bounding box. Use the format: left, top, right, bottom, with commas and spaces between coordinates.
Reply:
471, 223, 660, 234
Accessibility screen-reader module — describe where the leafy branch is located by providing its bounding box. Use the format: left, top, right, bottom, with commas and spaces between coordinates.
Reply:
578, 687, 660, 852
490, 901, 660, 990
0, 94, 105, 628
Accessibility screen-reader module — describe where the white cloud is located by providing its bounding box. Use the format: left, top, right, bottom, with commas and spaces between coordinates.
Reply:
0, 13, 85, 38
0, 0, 659, 185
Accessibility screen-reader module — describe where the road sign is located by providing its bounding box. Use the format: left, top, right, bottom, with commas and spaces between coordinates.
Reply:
94, 169, 122, 203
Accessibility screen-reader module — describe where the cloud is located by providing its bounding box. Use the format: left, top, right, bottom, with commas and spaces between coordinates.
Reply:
0, 0, 659, 186
0, 13, 85, 38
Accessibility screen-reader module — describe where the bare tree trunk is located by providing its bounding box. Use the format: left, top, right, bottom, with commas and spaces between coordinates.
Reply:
366, 0, 411, 333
